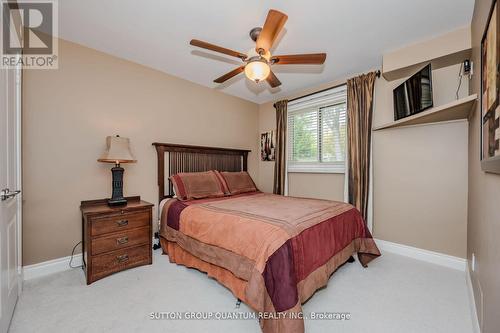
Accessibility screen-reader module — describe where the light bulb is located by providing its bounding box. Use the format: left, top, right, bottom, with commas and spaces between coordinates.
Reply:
245, 60, 270, 82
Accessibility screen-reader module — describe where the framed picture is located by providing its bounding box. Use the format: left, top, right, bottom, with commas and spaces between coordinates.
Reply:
261, 130, 276, 161
481, 0, 500, 172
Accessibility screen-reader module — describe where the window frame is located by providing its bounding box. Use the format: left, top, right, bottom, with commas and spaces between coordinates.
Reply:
287, 85, 347, 174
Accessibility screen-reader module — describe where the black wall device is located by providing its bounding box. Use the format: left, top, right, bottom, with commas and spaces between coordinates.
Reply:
464, 59, 471, 75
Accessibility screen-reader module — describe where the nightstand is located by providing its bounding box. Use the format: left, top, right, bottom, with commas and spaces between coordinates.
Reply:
80, 196, 154, 284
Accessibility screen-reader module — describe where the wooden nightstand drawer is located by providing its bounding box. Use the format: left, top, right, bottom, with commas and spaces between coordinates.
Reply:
91, 244, 150, 281
81, 197, 153, 284
90, 210, 149, 236
91, 226, 150, 255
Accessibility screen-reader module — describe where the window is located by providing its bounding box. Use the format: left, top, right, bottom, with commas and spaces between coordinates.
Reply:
287, 85, 347, 173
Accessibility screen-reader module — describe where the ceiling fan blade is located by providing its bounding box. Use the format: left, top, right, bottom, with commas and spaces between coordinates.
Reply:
214, 66, 245, 83
266, 71, 281, 88
271, 53, 327, 65
190, 39, 247, 60
256, 9, 288, 53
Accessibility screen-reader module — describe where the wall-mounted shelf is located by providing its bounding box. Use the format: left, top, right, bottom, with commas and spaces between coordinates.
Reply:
383, 49, 471, 81
382, 27, 471, 81
373, 94, 477, 131
482, 155, 500, 174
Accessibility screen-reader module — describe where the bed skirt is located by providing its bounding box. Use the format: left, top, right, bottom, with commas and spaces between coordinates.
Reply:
160, 236, 377, 333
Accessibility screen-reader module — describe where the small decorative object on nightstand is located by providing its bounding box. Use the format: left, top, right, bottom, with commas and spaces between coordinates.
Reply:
80, 196, 153, 284
98, 135, 136, 206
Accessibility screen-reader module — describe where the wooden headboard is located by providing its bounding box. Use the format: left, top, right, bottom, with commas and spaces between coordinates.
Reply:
152, 142, 251, 203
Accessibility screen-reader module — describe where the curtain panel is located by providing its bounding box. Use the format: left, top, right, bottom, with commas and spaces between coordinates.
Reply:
347, 72, 376, 222
273, 100, 288, 195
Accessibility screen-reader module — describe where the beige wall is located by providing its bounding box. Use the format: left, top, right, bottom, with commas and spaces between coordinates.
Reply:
259, 47, 469, 258
372, 63, 469, 258
372, 120, 468, 257
22, 38, 259, 265
288, 173, 344, 201
468, 0, 500, 331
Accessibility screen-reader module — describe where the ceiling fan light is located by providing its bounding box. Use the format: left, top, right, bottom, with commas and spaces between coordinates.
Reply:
245, 60, 270, 82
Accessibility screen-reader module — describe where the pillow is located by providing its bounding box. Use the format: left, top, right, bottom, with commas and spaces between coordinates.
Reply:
213, 170, 230, 195
218, 171, 258, 195
170, 171, 226, 201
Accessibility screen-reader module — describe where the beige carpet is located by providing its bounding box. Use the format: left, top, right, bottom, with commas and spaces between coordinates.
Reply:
10, 250, 473, 333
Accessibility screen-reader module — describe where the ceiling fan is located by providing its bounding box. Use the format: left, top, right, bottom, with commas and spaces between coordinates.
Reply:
189, 9, 326, 88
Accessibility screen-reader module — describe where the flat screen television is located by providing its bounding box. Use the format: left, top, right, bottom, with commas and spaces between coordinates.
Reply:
393, 64, 433, 121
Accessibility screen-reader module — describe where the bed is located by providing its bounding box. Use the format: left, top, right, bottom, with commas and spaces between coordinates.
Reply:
153, 142, 380, 333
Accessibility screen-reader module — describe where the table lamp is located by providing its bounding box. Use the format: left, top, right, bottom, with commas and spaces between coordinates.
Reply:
98, 135, 136, 206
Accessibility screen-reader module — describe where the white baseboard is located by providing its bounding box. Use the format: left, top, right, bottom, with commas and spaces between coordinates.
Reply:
466, 264, 481, 333
23, 239, 464, 280
374, 238, 466, 271
23, 254, 82, 281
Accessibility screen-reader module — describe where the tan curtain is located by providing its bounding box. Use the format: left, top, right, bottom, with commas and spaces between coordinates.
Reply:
347, 72, 376, 222
273, 100, 288, 195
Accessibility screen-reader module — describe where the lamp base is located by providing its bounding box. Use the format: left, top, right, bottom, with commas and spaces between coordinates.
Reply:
108, 164, 127, 206
108, 197, 127, 206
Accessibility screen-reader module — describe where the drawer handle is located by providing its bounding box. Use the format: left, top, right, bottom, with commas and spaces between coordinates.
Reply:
116, 254, 129, 263
116, 220, 128, 227
116, 237, 129, 245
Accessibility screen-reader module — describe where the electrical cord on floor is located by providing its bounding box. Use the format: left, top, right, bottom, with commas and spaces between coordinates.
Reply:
153, 231, 162, 250
69, 241, 82, 269
456, 62, 464, 100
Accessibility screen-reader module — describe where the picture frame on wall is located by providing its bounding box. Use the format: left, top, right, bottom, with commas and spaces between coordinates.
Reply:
261, 130, 276, 161
480, 0, 500, 173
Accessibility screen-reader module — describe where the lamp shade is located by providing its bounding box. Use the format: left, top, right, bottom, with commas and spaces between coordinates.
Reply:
97, 135, 136, 164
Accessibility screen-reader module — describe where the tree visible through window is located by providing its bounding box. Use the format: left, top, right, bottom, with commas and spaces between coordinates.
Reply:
320, 103, 347, 163
290, 109, 318, 162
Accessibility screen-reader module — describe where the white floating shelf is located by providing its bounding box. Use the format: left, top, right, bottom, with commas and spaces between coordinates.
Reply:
482, 155, 500, 174
382, 49, 472, 82
373, 94, 477, 131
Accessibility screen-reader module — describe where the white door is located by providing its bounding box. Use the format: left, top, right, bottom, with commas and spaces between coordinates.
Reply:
0, 60, 22, 332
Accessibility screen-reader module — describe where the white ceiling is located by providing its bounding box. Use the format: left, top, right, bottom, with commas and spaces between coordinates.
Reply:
58, 0, 474, 104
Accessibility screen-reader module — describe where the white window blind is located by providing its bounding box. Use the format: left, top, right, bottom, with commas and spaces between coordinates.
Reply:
287, 85, 347, 173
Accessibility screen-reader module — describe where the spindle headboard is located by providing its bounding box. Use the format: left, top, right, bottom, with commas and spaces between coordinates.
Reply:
152, 142, 251, 203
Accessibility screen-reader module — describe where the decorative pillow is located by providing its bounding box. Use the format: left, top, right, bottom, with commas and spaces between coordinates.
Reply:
170, 171, 226, 201
213, 170, 230, 195
218, 171, 258, 195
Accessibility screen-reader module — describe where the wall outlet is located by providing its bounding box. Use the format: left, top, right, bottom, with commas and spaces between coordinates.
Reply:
471, 253, 476, 272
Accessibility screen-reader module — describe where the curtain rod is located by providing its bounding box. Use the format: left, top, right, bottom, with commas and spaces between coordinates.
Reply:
274, 70, 381, 107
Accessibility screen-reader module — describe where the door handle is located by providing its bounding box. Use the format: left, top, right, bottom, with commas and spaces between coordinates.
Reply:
0, 188, 21, 201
